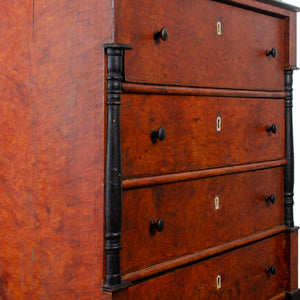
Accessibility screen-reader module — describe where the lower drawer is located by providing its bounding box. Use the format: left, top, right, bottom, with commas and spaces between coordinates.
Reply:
115, 233, 290, 300
121, 167, 284, 274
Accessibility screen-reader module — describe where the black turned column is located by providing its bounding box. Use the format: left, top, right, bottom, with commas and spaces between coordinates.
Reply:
103, 44, 132, 292
284, 68, 295, 228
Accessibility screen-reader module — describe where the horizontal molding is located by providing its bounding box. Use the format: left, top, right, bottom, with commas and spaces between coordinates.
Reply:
123, 225, 287, 283
123, 159, 287, 189
212, 0, 300, 15
269, 292, 290, 300
122, 82, 286, 99
255, 0, 300, 12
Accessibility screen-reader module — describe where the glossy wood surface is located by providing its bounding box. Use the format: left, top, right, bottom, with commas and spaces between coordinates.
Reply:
115, 233, 290, 300
121, 167, 284, 275
0, 0, 113, 298
121, 95, 285, 178
116, 0, 285, 90
123, 225, 287, 283
269, 292, 288, 300
0, 0, 297, 298
122, 82, 287, 98
289, 229, 299, 291
123, 159, 286, 189
212, 0, 298, 69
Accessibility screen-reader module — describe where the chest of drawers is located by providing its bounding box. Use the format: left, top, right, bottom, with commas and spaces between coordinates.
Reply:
0, 0, 299, 299
103, 0, 300, 299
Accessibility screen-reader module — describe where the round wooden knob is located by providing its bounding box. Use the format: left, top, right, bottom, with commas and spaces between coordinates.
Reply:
266, 48, 277, 58
154, 27, 169, 41
151, 127, 166, 141
150, 219, 165, 233
266, 265, 277, 275
266, 124, 277, 134
265, 194, 276, 206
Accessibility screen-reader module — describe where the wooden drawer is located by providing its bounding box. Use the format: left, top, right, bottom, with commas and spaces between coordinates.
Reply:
116, 0, 285, 90
121, 95, 284, 179
121, 167, 284, 275
116, 233, 290, 300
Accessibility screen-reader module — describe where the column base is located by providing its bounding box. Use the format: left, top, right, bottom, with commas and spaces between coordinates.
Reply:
286, 289, 300, 300
102, 281, 132, 293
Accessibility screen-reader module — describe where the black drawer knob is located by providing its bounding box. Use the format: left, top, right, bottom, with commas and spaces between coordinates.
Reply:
265, 194, 276, 206
154, 27, 169, 41
150, 219, 165, 233
151, 127, 166, 142
266, 124, 277, 134
266, 265, 277, 275
266, 48, 277, 58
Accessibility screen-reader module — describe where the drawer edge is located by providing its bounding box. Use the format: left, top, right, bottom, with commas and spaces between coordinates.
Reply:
123, 225, 288, 283
122, 82, 287, 98
123, 159, 287, 189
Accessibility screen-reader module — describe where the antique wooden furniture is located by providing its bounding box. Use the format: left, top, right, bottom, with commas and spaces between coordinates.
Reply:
0, 0, 299, 299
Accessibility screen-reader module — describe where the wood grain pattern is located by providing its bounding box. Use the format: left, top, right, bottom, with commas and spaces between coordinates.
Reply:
0, 0, 297, 298
288, 229, 298, 291
0, 0, 114, 298
212, 0, 298, 68
269, 292, 288, 300
30, 1, 112, 298
121, 167, 284, 275
123, 225, 287, 283
123, 159, 287, 189
115, 234, 290, 300
0, 2, 36, 298
121, 95, 285, 179
116, 0, 285, 90
122, 82, 287, 98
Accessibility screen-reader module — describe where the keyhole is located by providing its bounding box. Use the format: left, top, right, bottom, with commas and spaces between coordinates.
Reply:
215, 196, 220, 210
217, 22, 222, 35
216, 117, 221, 132
217, 275, 221, 289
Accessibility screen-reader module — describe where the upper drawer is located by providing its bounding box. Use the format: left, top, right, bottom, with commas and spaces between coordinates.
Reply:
121, 94, 285, 179
116, 0, 285, 90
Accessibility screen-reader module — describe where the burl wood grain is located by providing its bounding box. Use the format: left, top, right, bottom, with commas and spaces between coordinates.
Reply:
0, 0, 113, 298
115, 233, 290, 300
121, 95, 285, 178
115, 0, 285, 90
0, 2, 36, 298
288, 229, 298, 291
212, 0, 298, 68
121, 167, 284, 275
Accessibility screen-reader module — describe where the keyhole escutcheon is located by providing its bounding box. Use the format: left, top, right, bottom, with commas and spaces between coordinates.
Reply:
216, 116, 221, 132
216, 275, 221, 289
217, 22, 222, 35
215, 196, 220, 210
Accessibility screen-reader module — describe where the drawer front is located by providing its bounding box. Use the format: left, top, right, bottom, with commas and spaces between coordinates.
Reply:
116, 0, 285, 90
121, 168, 284, 274
116, 234, 289, 300
121, 95, 285, 179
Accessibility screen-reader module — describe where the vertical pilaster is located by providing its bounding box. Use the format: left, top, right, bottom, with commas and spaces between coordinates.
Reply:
103, 44, 132, 292
284, 68, 295, 228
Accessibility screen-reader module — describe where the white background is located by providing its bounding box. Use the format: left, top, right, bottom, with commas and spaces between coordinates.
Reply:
277, 0, 300, 284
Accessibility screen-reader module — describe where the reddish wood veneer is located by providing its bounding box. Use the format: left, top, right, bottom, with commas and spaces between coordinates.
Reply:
115, 233, 290, 300
123, 159, 287, 189
0, 0, 114, 298
122, 82, 287, 98
121, 95, 285, 178
121, 167, 284, 275
0, 0, 298, 298
116, 0, 285, 90
123, 225, 287, 283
